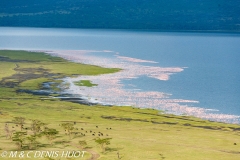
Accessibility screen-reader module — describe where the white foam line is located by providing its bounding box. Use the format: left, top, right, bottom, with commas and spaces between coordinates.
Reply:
116, 55, 158, 63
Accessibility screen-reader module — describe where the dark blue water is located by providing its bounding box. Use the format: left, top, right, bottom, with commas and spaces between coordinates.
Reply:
0, 27, 240, 117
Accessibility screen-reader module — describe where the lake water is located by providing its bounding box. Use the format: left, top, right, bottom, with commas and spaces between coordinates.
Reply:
0, 27, 240, 123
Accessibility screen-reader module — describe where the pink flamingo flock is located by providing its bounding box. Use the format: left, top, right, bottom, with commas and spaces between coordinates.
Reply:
45, 50, 240, 124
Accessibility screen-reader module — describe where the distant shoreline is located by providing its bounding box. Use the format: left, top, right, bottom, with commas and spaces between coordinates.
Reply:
1, 26, 240, 34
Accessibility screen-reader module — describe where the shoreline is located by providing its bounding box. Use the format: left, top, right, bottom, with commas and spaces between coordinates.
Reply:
1, 26, 240, 34
1, 49, 239, 124
44, 50, 240, 124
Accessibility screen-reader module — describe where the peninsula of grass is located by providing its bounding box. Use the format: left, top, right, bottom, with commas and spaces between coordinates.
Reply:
0, 50, 240, 160
0, 50, 120, 90
74, 80, 98, 87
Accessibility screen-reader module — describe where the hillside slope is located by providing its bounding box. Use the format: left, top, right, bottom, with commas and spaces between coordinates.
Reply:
0, 0, 240, 31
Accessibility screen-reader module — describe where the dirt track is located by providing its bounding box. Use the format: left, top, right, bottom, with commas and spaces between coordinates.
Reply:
85, 149, 100, 160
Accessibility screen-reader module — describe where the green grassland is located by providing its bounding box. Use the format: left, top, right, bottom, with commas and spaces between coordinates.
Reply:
74, 80, 98, 87
0, 50, 240, 160
0, 50, 120, 90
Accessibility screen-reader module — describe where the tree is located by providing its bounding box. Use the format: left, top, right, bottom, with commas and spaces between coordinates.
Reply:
42, 128, 59, 145
94, 138, 112, 152
31, 119, 45, 135
4, 123, 14, 139
12, 131, 27, 150
26, 135, 38, 149
78, 140, 87, 150
12, 117, 25, 131
61, 123, 74, 139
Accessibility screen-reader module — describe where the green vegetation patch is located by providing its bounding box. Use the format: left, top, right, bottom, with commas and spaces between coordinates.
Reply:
0, 50, 64, 62
74, 80, 98, 87
19, 78, 49, 90
0, 50, 120, 90
0, 62, 16, 81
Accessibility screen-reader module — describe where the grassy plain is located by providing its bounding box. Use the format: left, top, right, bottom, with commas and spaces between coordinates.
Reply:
0, 50, 240, 160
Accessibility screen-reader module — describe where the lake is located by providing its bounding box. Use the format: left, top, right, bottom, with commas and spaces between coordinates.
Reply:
0, 27, 240, 123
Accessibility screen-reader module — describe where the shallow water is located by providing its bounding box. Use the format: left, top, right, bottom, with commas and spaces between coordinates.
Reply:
0, 27, 240, 123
